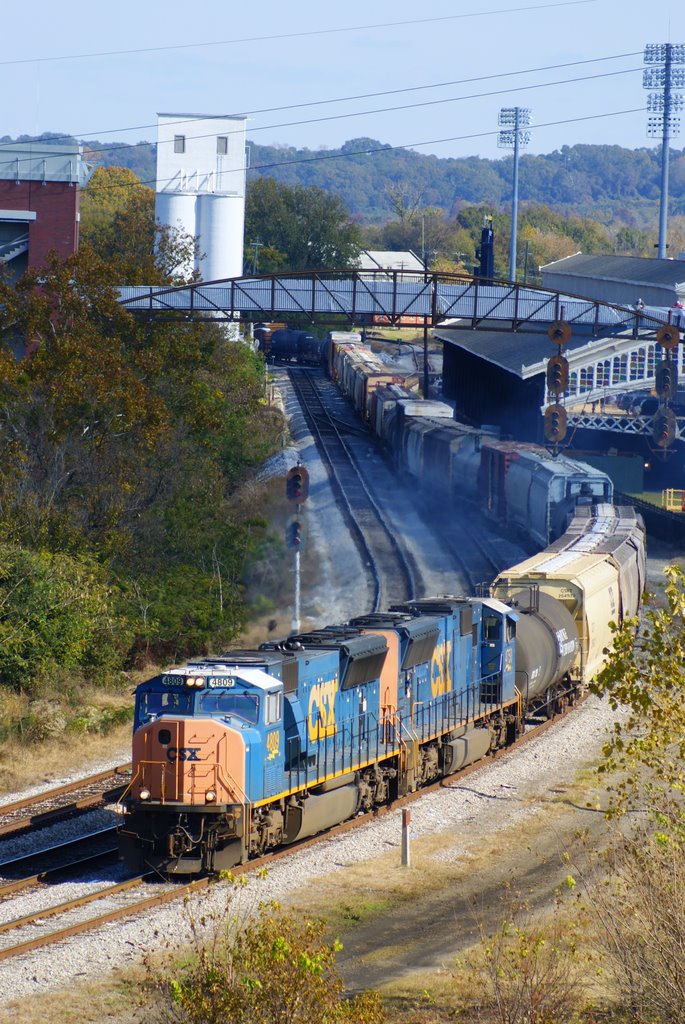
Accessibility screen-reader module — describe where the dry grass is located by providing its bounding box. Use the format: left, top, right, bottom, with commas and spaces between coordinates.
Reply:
0, 967, 144, 1024
0, 720, 132, 797
0, 677, 150, 797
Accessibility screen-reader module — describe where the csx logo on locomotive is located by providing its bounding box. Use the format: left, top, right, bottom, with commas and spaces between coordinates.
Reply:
431, 641, 453, 697
308, 679, 338, 743
166, 747, 201, 763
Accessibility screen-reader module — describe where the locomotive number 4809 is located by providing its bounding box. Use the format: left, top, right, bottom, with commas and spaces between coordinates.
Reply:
266, 730, 280, 760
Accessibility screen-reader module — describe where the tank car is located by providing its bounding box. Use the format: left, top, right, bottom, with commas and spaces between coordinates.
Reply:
269, 329, 323, 366
118, 597, 521, 875
491, 505, 646, 696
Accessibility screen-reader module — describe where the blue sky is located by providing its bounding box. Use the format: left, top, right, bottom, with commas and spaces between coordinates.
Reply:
3, 0, 683, 162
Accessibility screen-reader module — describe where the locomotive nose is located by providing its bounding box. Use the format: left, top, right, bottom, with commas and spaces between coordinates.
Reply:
130, 717, 246, 805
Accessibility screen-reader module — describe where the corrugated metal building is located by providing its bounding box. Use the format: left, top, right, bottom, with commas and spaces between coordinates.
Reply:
540, 254, 685, 309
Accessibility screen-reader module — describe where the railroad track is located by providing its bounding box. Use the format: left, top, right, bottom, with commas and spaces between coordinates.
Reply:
441, 510, 508, 593
0, 825, 119, 880
0, 704, 580, 964
0, 763, 131, 838
289, 368, 419, 610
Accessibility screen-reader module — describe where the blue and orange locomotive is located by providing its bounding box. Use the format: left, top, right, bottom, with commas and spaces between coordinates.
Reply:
118, 597, 521, 874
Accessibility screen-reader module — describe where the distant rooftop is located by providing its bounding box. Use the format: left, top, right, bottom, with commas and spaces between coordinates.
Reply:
356, 250, 425, 273
541, 253, 685, 288
0, 142, 86, 185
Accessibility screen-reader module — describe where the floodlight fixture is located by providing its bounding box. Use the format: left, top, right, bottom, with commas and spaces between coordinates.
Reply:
643, 43, 685, 258
644, 42, 685, 63
647, 92, 685, 112
497, 107, 531, 282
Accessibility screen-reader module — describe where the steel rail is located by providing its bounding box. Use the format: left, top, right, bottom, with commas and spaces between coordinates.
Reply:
0, 826, 117, 875
0, 872, 150, 941
0, 783, 128, 839
0, 763, 131, 818
0, 848, 119, 899
289, 369, 417, 610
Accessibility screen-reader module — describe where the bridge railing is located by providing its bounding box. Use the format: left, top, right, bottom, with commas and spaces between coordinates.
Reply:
119, 270, 669, 334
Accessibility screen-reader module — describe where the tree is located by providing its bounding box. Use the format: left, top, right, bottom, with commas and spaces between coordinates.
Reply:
586, 566, 685, 1023
80, 165, 198, 284
144, 899, 385, 1024
0, 248, 282, 668
80, 165, 148, 249
245, 177, 363, 272
591, 564, 685, 823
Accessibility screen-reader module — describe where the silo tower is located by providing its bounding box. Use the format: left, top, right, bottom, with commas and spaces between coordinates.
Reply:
154, 113, 247, 281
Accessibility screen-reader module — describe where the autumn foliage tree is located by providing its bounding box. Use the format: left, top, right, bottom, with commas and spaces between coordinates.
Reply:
80, 165, 197, 284
585, 565, 685, 1022
0, 248, 281, 683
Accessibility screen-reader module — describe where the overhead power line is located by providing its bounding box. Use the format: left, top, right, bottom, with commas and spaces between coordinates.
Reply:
1, 61, 645, 168
78, 105, 647, 196
1, 1, 595, 66
0, 48, 641, 154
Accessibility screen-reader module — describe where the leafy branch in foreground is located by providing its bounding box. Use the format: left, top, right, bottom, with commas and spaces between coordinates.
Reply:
590, 564, 685, 824
142, 893, 384, 1024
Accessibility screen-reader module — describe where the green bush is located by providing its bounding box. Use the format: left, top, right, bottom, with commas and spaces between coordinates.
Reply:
0, 543, 131, 691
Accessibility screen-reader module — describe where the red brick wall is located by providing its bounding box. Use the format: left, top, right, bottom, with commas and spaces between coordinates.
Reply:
0, 180, 79, 267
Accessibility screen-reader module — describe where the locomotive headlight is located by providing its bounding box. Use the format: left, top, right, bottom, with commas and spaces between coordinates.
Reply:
185, 676, 206, 688
205, 790, 217, 803
139, 788, 151, 801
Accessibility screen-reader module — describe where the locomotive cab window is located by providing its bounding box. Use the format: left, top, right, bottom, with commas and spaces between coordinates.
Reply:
483, 616, 501, 642
265, 690, 282, 726
197, 690, 259, 724
506, 619, 516, 642
139, 689, 193, 718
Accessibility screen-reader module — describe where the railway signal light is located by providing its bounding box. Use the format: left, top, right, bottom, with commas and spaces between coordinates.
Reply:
653, 407, 676, 448
655, 359, 677, 399
544, 403, 568, 443
546, 354, 569, 396
547, 321, 572, 346
656, 324, 680, 351
286, 520, 303, 549
286, 465, 309, 503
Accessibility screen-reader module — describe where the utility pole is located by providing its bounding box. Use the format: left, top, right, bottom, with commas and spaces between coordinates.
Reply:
285, 465, 309, 633
644, 44, 685, 259
249, 238, 264, 274
422, 245, 430, 399
498, 107, 532, 283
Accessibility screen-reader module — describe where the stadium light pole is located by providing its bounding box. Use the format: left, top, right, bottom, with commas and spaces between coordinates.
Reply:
644, 43, 685, 259
498, 107, 531, 282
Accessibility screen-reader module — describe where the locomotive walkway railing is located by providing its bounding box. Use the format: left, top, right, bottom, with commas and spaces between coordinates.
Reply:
118, 270, 671, 335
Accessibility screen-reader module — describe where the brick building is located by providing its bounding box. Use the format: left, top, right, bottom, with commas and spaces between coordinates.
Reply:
0, 142, 86, 278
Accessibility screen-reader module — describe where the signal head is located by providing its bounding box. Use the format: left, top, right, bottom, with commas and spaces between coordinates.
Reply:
544, 403, 568, 443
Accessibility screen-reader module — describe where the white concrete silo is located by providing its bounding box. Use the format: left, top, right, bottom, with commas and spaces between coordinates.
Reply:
154, 192, 197, 278
196, 194, 245, 280
154, 113, 247, 281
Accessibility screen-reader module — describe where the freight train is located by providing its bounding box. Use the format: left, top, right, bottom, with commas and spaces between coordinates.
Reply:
117, 333, 646, 875
255, 325, 324, 366
326, 331, 616, 548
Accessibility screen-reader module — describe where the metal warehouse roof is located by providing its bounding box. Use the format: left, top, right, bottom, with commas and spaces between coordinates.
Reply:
540, 254, 685, 288
432, 321, 635, 380
356, 250, 425, 273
